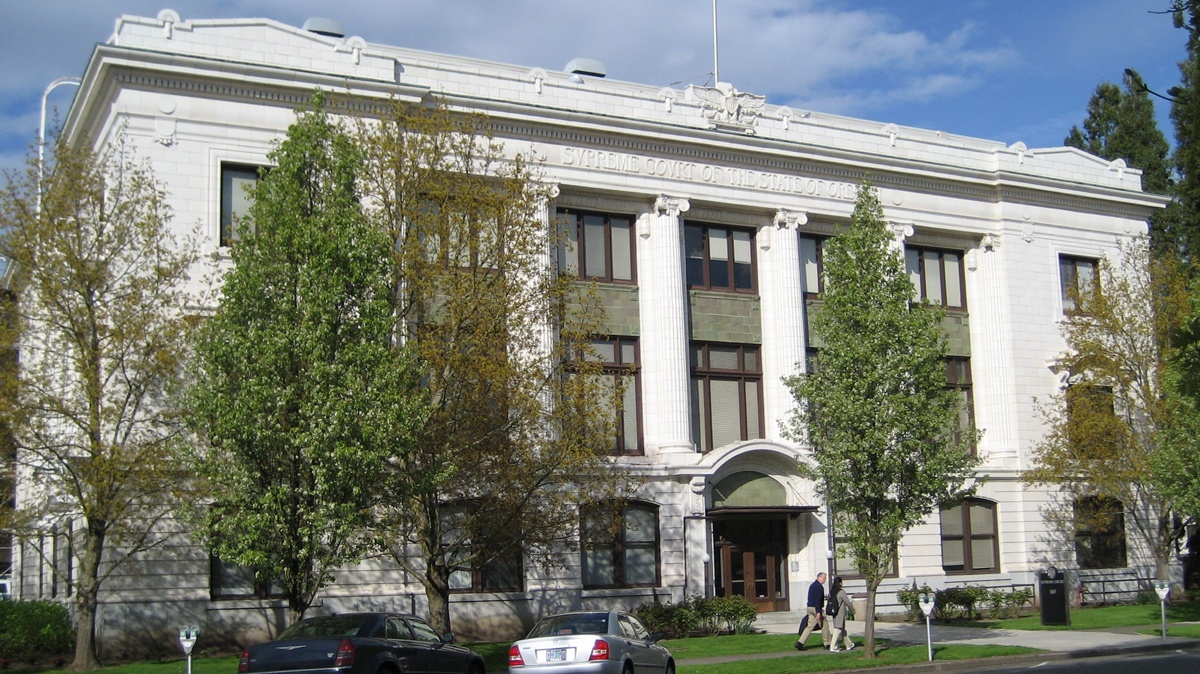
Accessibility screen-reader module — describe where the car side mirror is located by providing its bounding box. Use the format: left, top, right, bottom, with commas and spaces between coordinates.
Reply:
441, 632, 456, 644
649, 632, 665, 642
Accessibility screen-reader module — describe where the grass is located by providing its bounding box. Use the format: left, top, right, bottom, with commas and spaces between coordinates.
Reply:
970, 601, 1200, 631
677, 644, 1038, 674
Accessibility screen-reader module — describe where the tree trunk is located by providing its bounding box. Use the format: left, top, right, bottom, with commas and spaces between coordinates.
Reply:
71, 524, 105, 671
423, 561, 452, 636
862, 582, 879, 659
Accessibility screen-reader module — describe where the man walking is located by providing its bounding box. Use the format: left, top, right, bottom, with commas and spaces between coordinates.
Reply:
795, 571, 830, 650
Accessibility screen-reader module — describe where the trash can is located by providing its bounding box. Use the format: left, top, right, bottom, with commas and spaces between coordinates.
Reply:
1038, 566, 1070, 626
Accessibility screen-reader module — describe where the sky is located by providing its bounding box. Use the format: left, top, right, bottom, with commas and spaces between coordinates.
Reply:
0, 0, 1190, 177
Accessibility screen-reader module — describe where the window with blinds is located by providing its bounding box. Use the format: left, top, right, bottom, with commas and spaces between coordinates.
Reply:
690, 343, 763, 453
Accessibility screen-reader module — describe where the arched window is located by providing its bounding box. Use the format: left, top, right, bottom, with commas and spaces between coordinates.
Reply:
940, 498, 998, 574
580, 501, 660, 589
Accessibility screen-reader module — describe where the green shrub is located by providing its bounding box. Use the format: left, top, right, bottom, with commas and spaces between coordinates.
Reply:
896, 583, 935, 621
0, 598, 75, 662
710, 595, 758, 634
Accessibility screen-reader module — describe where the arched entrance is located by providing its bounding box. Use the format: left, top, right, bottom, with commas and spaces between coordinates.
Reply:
708, 471, 813, 612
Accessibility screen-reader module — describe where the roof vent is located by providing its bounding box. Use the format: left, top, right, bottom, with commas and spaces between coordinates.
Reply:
303, 17, 345, 38
565, 58, 607, 78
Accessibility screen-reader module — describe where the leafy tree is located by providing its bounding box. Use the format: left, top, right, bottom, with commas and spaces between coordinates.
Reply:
0, 133, 198, 670
783, 179, 978, 658
1024, 238, 1191, 581
186, 99, 427, 623
352, 101, 624, 635
1066, 73, 1178, 255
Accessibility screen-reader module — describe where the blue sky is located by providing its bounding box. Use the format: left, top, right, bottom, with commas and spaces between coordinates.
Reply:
0, 1, 1188, 178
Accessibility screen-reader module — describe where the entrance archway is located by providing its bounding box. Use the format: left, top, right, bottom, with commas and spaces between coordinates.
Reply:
708, 471, 797, 612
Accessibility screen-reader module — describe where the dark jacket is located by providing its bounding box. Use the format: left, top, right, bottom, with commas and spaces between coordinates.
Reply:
806, 579, 826, 610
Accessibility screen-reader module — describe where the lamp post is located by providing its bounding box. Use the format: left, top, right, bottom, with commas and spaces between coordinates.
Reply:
36, 76, 81, 214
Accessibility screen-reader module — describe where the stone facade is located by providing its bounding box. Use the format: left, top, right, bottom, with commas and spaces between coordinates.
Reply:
6, 9, 1171, 657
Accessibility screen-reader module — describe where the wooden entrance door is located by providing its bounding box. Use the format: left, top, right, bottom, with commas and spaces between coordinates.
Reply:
712, 519, 788, 612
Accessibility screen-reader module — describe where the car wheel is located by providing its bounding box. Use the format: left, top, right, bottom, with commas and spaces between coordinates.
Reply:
467, 663, 485, 674
623, 663, 633, 674
663, 662, 675, 674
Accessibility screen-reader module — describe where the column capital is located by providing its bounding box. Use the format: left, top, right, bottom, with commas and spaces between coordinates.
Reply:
889, 221, 915, 240
654, 194, 691, 216
773, 209, 809, 230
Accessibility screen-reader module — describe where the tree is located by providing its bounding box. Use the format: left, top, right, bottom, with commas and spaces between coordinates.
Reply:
1024, 238, 1191, 582
0, 133, 199, 670
1066, 73, 1177, 255
1172, 0, 1200, 261
186, 99, 427, 624
352, 101, 624, 635
783, 179, 979, 659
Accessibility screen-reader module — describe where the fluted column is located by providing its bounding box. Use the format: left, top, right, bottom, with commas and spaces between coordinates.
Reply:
967, 234, 1019, 466
637, 194, 694, 455
759, 209, 807, 441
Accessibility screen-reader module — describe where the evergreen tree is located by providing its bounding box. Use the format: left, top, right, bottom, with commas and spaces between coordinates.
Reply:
1172, 0, 1200, 260
187, 98, 427, 623
784, 179, 978, 659
1067, 73, 1176, 254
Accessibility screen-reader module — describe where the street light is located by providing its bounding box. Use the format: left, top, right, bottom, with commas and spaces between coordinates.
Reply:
36, 76, 81, 214
1124, 68, 1181, 103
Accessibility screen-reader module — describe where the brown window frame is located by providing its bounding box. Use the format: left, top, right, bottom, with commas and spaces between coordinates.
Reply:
581, 501, 661, 590
685, 223, 757, 293
940, 498, 1000, 575
905, 245, 967, 311
690, 343, 764, 453
557, 208, 637, 284
1059, 255, 1099, 315
219, 163, 264, 248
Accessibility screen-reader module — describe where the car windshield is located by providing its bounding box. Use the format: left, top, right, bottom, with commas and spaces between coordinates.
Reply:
528, 613, 609, 638
279, 615, 369, 639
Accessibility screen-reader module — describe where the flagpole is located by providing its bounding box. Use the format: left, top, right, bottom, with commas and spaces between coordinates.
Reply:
712, 0, 719, 83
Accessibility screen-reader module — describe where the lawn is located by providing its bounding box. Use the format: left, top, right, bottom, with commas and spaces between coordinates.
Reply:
971, 601, 1200, 631
676, 643, 1038, 674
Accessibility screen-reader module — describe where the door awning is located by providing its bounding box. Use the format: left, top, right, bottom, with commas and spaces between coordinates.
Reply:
706, 505, 819, 518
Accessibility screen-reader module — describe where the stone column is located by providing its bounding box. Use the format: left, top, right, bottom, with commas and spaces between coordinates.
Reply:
966, 234, 1019, 466
759, 209, 808, 442
637, 194, 694, 455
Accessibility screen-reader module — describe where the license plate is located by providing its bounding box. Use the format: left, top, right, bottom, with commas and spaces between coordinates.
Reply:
546, 648, 567, 662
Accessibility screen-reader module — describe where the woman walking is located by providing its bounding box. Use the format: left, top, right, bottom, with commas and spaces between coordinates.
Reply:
828, 576, 855, 652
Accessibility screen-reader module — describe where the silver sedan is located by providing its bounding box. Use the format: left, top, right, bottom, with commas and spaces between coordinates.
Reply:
507, 611, 674, 674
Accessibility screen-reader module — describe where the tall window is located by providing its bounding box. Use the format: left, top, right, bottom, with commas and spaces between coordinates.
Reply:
1059, 255, 1098, 314
1074, 496, 1128, 569
576, 337, 641, 456
558, 209, 636, 283
581, 501, 660, 589
905, 246, 966, 310
685, 223, 756, 292
940, 498, 999, 574
690, 343, 763, 453
800, 235, 827, 296
443, 503, 524, 593
946, 358, 976, 451
220, 164, 262, 247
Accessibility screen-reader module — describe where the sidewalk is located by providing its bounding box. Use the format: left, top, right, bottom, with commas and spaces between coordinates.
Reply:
670, 610, 1200, 671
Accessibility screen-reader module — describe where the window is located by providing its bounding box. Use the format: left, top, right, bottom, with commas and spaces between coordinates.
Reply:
685, 223, 756, 292
905, 246, 966, 309
690, 343, 763, 453
581, 501, 660, 589
220, 164, 262, 247
1059, 255, 1098, 314
1074, 496, 1127, 569
575, 337, 642, 456
443, 503, 524, 593
946, 358, 976, 451
800, 235, 827, 296
940, 498, 998, 574
210, 554, 283, 600
558, 209, 636, 283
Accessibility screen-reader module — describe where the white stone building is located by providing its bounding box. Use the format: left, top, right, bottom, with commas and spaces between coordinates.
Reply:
6, 9, 1172, 654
